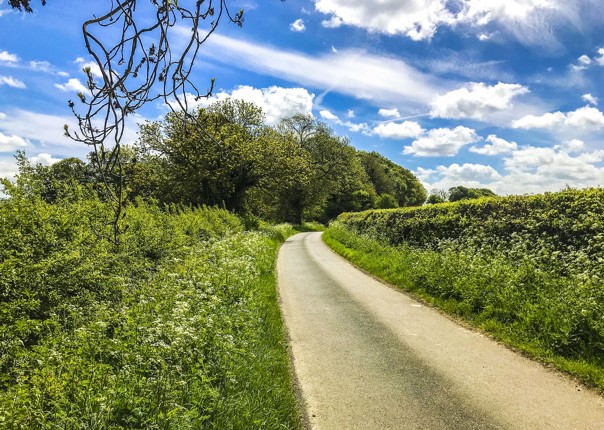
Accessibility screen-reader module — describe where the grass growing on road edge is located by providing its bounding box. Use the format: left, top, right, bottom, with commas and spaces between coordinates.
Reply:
323, 223, 604, 393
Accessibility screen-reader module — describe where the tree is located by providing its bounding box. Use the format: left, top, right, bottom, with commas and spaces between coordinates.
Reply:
357, 151, 426, 207
448, 186, 496, 202
136, 99, 268, 212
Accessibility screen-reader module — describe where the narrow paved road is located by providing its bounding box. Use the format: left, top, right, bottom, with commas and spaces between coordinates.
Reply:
278, 232, 604, 430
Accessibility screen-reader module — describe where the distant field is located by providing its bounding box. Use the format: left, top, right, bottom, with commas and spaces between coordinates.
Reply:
325, 188, 604, 392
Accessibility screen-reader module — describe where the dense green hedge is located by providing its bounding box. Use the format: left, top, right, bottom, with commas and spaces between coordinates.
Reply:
338, 188, 604, 277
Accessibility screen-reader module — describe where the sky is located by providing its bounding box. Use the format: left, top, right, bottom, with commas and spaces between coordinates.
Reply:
1, 0, 604, 196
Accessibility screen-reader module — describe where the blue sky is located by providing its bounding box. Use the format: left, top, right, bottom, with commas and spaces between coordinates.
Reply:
1, 0, 604, 195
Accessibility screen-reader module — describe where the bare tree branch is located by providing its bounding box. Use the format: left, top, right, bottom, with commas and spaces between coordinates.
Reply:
62, 0, 243, 244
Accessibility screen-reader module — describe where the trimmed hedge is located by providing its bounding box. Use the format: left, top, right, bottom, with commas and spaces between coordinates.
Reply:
337, 188, 604, 276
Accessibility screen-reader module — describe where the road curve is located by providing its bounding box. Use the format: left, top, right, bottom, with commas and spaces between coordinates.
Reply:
277, 232, 604, 430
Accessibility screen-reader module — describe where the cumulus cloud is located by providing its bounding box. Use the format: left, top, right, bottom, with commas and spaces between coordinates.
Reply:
0, 75, 25, 89
314, 0, 564, 43
29, 60, 52, 73
512, 106, 604, 130
0, 132, 29, 152
55, 78, 89, 93
373, 121, 423, 139
470, 134, 517, 155
0, 158, 19, 181
556, 139, 585, 153
596, 48, 604, 66
319, 110, 339, 121
404, 126, 479, 156
190, 85, 314, 125
419, 145, 604, 196
378, 108, 400, 118
430, 82, 529, 120
75, 57, 103, 78
290, 18, 306, 32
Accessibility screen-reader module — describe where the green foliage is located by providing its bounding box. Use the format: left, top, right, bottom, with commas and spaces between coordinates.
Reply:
375, 193, 398, 209
131, 106, 423, 224
357, 151, 426, 207
328, 188, 604, 390
447, 185, 496, 202
0, 188, 301, 427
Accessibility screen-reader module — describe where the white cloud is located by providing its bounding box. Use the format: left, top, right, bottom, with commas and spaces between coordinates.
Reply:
201, 33, 445, 108
0, 50, 18, 63
31, 153, 61, 166
557, 139, 585, 153
419, 145, 604, 195
596, 48, 604, 66
0, 109, 139, 149
319, 110, 339, 121
318, 109, 370, 133
373, 121, 423, 139
55, 78, 88, 93
314, 0, 564, 43
190, 85, 315, 125
347, 109, 355, 118
470, 134, 517, 155
290, 18, 306, 32
0, 132, 29, 152
404, 126, 479, 156
315, 0, 452, 40
0, 75, 25, 89
582, 93, 598, 106
437, 163, 502, 181
0, 158, 19, 181
513, 106, 604, 131
0, 113, 5, 120
566, 106, 604, 129
29, 60, 52, 72
378, 108, 400, 118
512, 111, 565, 129
578, 55, 592, 66
430, 82, 529, 120
75, 58, 103, 78
321, 16, 344, 28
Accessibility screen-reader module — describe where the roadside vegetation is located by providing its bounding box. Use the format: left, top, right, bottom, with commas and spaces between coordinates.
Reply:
0, 98, 424, 427
325, 188, 604, 391
0, 157, 303, 428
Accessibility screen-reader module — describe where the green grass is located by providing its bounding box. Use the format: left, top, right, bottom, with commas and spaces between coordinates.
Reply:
0, 197, 303, 428
323, 223, 604, 393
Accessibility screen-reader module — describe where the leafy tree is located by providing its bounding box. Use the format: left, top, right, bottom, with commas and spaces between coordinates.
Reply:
357, 151, 426, 207
426, 194, 446, 204
376, 193, 399, 209
136, 99, 268, 212
448, 186, 496, 202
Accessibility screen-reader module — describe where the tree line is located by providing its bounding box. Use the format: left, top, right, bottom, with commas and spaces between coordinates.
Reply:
6, 99, 427, 223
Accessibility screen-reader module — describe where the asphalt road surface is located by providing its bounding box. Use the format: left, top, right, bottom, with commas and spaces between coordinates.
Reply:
277, 232, 604, 430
